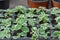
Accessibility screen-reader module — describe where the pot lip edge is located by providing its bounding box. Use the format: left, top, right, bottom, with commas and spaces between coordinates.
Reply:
30, 0, 49, 3
52, 0, 60, 4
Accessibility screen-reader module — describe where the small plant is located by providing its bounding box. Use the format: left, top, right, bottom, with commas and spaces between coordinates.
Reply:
27, 8, 37, 13
14, 6, 27, 14
53, 31, 60, 37
15, 14, 27, 25
55, 23, 60, 29
32, 27, 39, 40
2, 18, 11, 27
49, 7, 60, 16
39, 23, 49, 39
40, 23, 49, 31
0, 27, 10, 39
55, 17, 60, 23
5, 9, 14, 17
12, 24, 29, 39
28, 19, 37, 27
12, 13, 29, 39
38, 12, 49, 23
25, 12, 35, 18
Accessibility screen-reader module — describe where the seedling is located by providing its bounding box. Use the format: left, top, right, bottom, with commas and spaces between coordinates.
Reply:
55, 23, 60, 29
25, 12, 35, 18
55, 17, 60, 23
5, 9, 14, 17
38, 12, 49, 23
15, 14, 27, 25
0, 27, 10, 39
12, 24, 29, 39
14, 6, 27, 14
50, 7, 60, 16
39, 23, 49, 39
28, 19, 37, 27
32, 27, 39, 40
53, 31, 60, 37
2, 18, 11, 27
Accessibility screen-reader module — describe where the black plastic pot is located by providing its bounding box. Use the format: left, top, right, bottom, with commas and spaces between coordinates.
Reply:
0, 0, 9, 9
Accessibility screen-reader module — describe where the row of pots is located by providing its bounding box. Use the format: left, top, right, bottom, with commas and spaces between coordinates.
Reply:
27, 0, 60, 8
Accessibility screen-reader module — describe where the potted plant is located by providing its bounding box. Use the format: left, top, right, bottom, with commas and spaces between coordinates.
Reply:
52, 0, 60, 8
52, 31, 60, 40
1, 6, 60, 40
27, 0, 49, 8
0, 25, 11, 40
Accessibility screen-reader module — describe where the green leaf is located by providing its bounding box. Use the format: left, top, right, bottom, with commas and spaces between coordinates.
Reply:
18, 32, 27, 36
0, 27, 10, 39
12, 24, 22, 30
5, 9, 14, 16
2, 18, 11, 27
38, 12, 49, 22
40, 33, 48, 39
21, 26, 29, 33
0, 31, 5, 39
55, 17, 60, 23
28, 19, 36, 26
14, 6, 26, 13
25, 12, 35, 17
0, 19, 3, 23
55, 23, 60, 29
32, 27, 39, 40
13, 36, 20, 39
53, 31, 60, 37
0, 26, 5, 30
28, 8, 37, 13
16, 14, 27, 25
50, 7, 60, 17
40, 23, 49, 31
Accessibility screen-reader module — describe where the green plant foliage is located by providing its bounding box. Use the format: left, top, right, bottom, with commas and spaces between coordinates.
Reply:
28, 19, 37, 26
38, 12, 49, 23
39, 23, 49, 39
12, 24, 22, 30
0, 6, 60, 40
16, 14, 27, 25
0, 19, 3, 23
14, 6, 27, 13
55, 17, 60, 23
32, 27, 39, 40
25, 12, 35, 17
50, 7, 60, 16
5, 9, 14, 17
40, 23, 49, 31
55, 23, 60, 29
40, 32, 48, 39
53, 31, 60, 37
36, 7, 47, 14
2, 18, 11, 27
0, 26, 5, 30
0, 27, 10, 39
27, 8, 37, 13
12, 25, 29, 39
